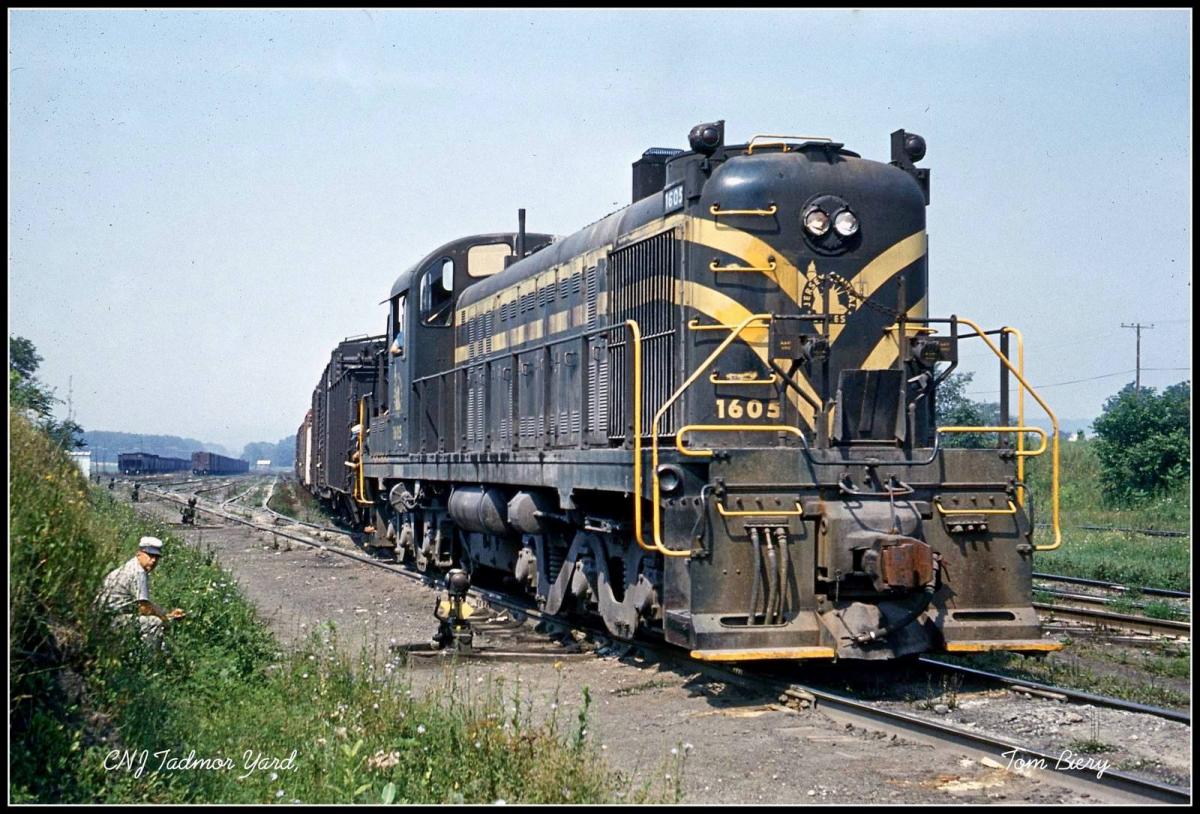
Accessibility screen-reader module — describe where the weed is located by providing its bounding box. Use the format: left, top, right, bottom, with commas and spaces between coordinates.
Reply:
11, 413, 640, 803
1069, 738, 1115, 755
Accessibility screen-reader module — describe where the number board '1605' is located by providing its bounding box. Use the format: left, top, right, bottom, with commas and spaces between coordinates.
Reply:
715, 398, 781, 420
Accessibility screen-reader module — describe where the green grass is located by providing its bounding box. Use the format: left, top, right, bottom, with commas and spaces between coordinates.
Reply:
12, 412, 676, 803
1067, 738, 1115, 755
1023, 438, 1190, 591
267, 477, 326, 525
944, 650, 1189, 710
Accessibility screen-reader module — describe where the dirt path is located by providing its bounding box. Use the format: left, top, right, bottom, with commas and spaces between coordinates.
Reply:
131, 492, 1138, 804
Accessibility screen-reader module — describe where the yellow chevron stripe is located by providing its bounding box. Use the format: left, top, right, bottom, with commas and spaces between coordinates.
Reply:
858, 296, 929, 372
687, 217, 927, 343
678, 280, 819, 427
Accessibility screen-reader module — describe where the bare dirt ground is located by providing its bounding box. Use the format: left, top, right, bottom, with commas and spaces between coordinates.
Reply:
131, 488, 1182, 804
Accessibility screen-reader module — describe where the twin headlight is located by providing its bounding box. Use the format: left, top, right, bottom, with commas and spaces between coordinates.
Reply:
804, 206, 858, 237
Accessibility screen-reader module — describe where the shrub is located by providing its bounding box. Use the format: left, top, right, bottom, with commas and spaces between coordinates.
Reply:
1092, 382, 1190, 504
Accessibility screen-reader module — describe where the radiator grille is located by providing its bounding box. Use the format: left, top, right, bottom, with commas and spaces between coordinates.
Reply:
607, 231, 679, 439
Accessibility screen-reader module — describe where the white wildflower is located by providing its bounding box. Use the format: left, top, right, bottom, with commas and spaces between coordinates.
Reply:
416, 724, 426, 735
276, 790, 285, 798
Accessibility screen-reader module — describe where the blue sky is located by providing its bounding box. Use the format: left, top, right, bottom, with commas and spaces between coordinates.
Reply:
9, 9, 1191, 451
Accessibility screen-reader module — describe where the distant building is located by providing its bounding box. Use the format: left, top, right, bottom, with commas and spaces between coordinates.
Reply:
255, 459, 272, 472
68, 451, 91, 479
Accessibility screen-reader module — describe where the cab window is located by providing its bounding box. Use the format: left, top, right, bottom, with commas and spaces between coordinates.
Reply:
420, 258, 454, 326
467, 242, 512, 277
390, 293, 407, 356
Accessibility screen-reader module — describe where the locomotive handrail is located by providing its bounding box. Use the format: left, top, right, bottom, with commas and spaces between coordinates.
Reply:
649, 313, 774, 558
1000, 327, 1028, 505
746, 133, 833, 154
936, 426, 1047, 457
709, 257, 777, 273
688, 317, 771, 333
708, 371, 780, 386
625, 318, 655, 555
716, 501, 805, 518
708, 203, 778, 217
882, 315, 1060, 551
933, 497, 1018, 517
954, 317, 1060, 551
353, 397, 371, 506
675, 424, 807, 457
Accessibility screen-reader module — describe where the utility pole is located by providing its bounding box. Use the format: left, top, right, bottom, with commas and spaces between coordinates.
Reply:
1120, 322, 1155, 394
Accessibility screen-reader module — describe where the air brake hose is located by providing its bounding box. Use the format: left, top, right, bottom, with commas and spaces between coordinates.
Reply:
764, 538, 778, 626
774, 527, 790, 622
850, 556, 941, 646
747, 527, 762, 625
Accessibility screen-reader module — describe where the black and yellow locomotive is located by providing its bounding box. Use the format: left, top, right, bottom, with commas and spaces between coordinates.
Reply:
301, 121, 1063, 661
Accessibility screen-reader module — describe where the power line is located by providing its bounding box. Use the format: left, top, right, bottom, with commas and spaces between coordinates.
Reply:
965, 367, 1189, 396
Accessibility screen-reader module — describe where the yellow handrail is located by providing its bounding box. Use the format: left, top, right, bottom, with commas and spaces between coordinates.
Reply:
710, 257, 777, 273
934, 497, 1018, 517
955, 317, 1059, 551
708, 371, 779, 386
688, 317, 771, 332
746, 133, 832, 154
709, 203, 778, 217
354, 397, 371, 506
676, 423, 805, 457
649, 313, 774, 557
626, 319, 656, 554
937, 426, 1047, 457
1000, 327, 1027, 505
717, 501, 805, 518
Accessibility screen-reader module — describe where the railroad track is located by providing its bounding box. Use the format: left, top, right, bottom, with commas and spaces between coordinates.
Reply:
919, 657, 1189, 724
1033, 602, 1191, 639
142, 485, 1192, 803
1034, 572, 1190, 600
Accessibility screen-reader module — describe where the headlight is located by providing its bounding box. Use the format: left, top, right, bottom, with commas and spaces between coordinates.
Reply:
833, 209, 859, 236
803, 208, 830, 236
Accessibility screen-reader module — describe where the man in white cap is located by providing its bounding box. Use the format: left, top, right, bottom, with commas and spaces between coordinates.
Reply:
98, 536, 186, 648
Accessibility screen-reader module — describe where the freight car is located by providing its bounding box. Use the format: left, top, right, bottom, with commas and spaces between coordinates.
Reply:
118, 452, 192, 476
309, 122, 1063, 662
295, 409, 314, 489
191, 451, 249, 476
303, 335, 387, 524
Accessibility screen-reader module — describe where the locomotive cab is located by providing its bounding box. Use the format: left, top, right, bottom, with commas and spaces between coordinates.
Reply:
381, 232, 556, 457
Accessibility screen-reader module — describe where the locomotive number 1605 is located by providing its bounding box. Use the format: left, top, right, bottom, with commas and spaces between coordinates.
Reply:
714, 398, 781, 420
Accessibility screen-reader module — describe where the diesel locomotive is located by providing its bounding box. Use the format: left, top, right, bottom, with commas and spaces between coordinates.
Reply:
298, 121, 1063, 661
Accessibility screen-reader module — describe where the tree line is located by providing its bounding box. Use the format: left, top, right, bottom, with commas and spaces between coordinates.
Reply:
936, 370, 1189, 505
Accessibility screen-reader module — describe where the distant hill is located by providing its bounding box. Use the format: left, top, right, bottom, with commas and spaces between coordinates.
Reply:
241, 435, 297, 468
83, 431, 235, 466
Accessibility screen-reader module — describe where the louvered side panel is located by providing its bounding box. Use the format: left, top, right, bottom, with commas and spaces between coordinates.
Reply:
606, 231, 679, 440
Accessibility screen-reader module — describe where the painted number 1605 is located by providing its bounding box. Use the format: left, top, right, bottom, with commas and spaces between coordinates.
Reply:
715, 398, 781, 420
